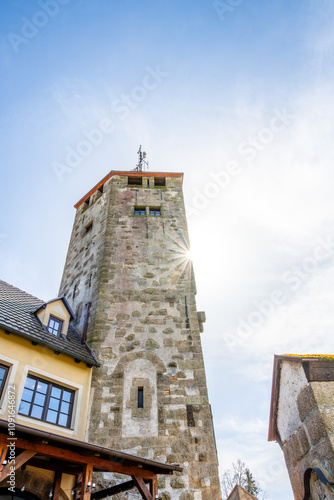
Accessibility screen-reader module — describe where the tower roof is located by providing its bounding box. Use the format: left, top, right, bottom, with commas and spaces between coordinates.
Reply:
74, 170, 183, 209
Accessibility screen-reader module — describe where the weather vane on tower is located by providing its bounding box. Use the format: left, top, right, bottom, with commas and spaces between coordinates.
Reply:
134, 145, 149, 172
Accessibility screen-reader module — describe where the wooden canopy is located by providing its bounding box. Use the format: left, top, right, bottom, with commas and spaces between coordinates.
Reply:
0, 420, 182, 499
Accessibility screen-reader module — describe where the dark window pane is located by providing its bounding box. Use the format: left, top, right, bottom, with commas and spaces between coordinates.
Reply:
58, 413, 68, 427
49, 397, 60, 411
34, 393, 46, 406
19, 401, 30, 415
51, 386, 61, 399
22, 388, 34, 402
46, 409, 58, 423
31, 405, 43, 419
60, 401, 70, 414
62, 390, 72, 402
138, 387, 144, 408
36, 381, 48, 394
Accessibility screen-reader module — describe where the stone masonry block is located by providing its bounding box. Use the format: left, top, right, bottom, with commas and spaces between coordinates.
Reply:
312, 381, 334, 408
297, 385, 317, 422
305, 410, 328, 446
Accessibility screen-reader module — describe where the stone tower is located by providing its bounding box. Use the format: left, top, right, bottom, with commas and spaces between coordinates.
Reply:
59, 167, 222, 500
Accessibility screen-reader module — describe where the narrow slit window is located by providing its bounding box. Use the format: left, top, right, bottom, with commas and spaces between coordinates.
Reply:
149, 208, 161, 216
138, 387, 144, 408
134, 207, 146, 216
84, 197, 90, 207
85, 222, 93, 234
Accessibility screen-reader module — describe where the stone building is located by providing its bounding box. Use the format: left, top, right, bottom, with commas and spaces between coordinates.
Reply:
268, 354, 334, 499
59, 168, 222, 499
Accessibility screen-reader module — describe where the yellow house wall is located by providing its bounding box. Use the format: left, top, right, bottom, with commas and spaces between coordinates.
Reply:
0, 329, 92, 440
36, 300, 71, 336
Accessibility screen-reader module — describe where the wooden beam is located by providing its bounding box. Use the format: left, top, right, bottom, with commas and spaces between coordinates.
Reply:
91, 479, 135, 498
0, 450, 36, 482
53, 471, 62, 500
91, 478, 151, 499
27, 457, 81, 475
81, 462, 94, 500
0, 437, 7, 475
132, 475, 154, 500
3, 436, 155, 479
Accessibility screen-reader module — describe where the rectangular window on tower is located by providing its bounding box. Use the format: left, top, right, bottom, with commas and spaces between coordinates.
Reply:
134, 207, 146, 216
154, 177, 166, 187
149, 208, 161, 216
128, 176, 142, 186
137, 387, 144, 408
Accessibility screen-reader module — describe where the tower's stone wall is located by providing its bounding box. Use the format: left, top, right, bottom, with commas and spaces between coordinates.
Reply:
60, 172, 222, 500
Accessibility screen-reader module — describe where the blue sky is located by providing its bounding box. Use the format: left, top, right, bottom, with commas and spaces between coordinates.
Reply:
2, 1, 334, 498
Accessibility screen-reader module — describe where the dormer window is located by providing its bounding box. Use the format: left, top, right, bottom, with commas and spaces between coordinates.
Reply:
35, 295, 75, 339
47, 316, 63, 336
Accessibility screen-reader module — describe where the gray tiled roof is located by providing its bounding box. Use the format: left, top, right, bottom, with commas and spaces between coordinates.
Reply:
0, 280, 98, 366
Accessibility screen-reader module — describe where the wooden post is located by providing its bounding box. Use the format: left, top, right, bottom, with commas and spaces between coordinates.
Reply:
81, 462, 94, 500
150, 477, 158, 499
53, 471, 62, 500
